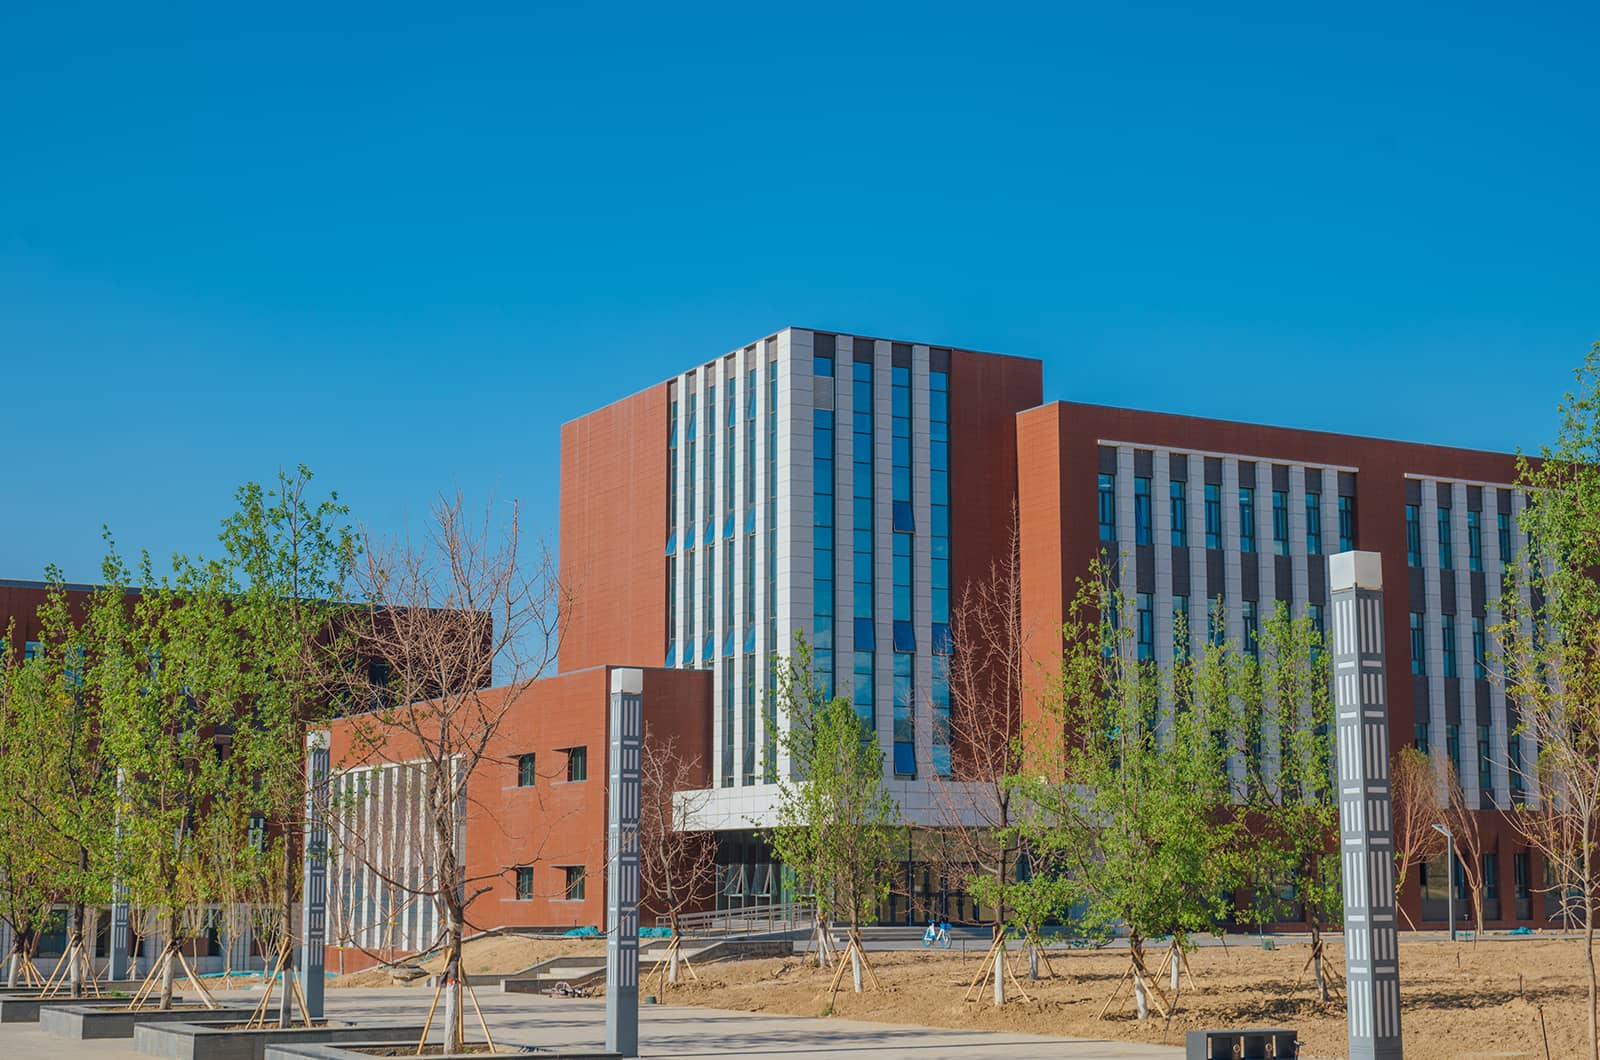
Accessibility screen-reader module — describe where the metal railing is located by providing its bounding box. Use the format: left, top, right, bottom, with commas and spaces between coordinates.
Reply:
657, 901, 815, 937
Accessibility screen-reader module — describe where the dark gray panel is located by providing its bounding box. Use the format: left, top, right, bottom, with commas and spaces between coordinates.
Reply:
1339, 471, 1358, 496
1470, 572, 1487, 616
1309, 558, 1327, 603
1172, 547, 1190, 588
853, 336, 874, 361
1239, 461, 1257, 488
1408, 567, 1426, 607
1306, 467, 1323, 492
1468, 485, 1483, 511
1099, 446, 1117, 474
814, 332, 836, 357
1205, 457, 1223, 484
1275, 555, 1292, 602
930, 347, 951, 372
1136, 546, 1155, 593
1444, 680, 1460, 721
1207, 550, 1224, 599
1406, 478, 1422, 504
1134, 449, 1154, 477
1498, 490, 1513, 514
891, 342, 912, 367
1476, 684, 1493, 725
1437, 482, 1453, 507
1412, 675, 1430, 718
1440, 575, 1456, 615
1241, 561, 1259, 602
1272, 463, 1290, 491
1170, 453, 1188, 481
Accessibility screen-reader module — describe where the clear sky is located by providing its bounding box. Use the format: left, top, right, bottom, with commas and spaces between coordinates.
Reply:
2, 2, 1595, 584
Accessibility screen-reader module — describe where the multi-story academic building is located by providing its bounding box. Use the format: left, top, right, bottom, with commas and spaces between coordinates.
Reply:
0, 325, 1563, 961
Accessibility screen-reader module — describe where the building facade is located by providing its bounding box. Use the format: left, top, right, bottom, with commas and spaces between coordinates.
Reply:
559, 328, 1041, 831
1016, 402, 1543, 928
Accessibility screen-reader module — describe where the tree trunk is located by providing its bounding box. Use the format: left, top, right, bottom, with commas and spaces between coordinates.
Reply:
1170, 937, 1180, 993
443, 931, 464, 1054
1130, 935, 1149, 1020
67, 902, 83, 998
1309, 914, 1328, 1003
159, 912, 178, 1010
850, 939, 863, 994
992, 940, 1006, 1006
279, 827, 296, 1028
1586, 842, 1598, 1060
6, 930, 22, 989
1028, 941, 1039, 981
814, 915, 831, 968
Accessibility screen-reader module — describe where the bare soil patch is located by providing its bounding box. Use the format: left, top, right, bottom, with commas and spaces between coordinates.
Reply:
328, 934, 605, 989
653, 937, 1593, 1060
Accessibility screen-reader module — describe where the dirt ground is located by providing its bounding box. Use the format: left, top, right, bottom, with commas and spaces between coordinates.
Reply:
651, 937, 1594, 1060
327, 934, 606, 988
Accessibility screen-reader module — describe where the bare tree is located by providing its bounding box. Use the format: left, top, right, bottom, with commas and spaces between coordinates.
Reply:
931, 513, 1031, 968
638, 732, 716, 986
1442, 764, 1488, 938
1390, 745, 1445, 929
342, 492, 568, 1053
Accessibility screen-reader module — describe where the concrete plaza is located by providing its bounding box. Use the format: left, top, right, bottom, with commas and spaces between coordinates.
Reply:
0, 984, 1182, 1059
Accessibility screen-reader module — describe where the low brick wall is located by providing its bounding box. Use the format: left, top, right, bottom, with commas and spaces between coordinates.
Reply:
39, 1003, 257, 1040
133, 1020, 428, 1060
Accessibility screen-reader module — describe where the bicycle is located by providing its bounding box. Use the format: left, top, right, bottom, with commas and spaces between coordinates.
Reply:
921, 921, 953, 949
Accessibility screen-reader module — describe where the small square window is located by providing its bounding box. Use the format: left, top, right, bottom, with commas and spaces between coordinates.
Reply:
562, 865, 587, 901
563, 747, 588, 783
517, 753, 537, 787
893, 621, 916, 654
893, 742, 916, 777
892, 501, 915, 532
247, 814, 267, 853
514, 866, 534, 901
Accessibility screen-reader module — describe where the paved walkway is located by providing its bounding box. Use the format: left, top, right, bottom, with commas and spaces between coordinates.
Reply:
0, 985, 1182, 1059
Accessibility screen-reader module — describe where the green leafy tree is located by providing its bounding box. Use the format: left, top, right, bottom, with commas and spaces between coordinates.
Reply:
218, 465, 355, 1026
768, 637, 900, 994
1496, 342, 1600, 1060
1011, 563, 1244, 1020
98, 545, 239, 1009
1239, 603, 1340, 1001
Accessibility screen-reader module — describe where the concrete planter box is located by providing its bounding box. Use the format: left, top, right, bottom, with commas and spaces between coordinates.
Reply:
39, 1003, 258, 1039
262, 1043, 622, 1059
134, 1020, 430, 1060
0, 993, 181, 1023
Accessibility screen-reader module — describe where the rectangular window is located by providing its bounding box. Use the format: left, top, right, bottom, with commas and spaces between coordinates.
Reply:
1272, 490, 1289, 556
814, 355, 835, 696
1309, 602, 1326, 642
1484, 852, 1498, 901
1207, 596, 1225, 646
562, 866, 587, 901
1447, 723, 1461, 778
1406, 505, 1422, 567
1510, 737, 1525, 792
1468, 509, 1483, 572
722, 658, 734, 787
1238, 487, 1256, 553
1410, 612, 1426, 676
1415, 721, 1430, 750
1242, 600, 1259, 658
515, 866, 534, 901
1438, 506, 1454, 570
1098, 473, 1116, 543
1136, 593, 1154, 663
852, 360, 875, 730
1441, 613, 1457, 678
248, 814, 267, 853
1339, 495, 1357, 551
1134, 476, 1152, 546
563, 746, 588, 783
1170, 480, 1187, 547
1173, 595, 1190, 660
1498, 512, 1513, 563
893, 652, 914, 778
517, 753, 536, 787
703, 542, 715, 665
742, 652, 756, 783
704, 382, 716, 530
1473, 617, 1487, 679
1305, 491, 1323, 555
1514, 853, 1530, 899
1204, 484, 1222, 549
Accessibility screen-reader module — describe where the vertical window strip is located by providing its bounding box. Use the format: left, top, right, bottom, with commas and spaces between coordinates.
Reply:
704, 382, 716, 534
1305, 491, 1322, 555
814, 353, 836, 696
930, 368, 951, 775
852, 359, 875, 729
743, 654, 756, 783
763, 351, 777, 781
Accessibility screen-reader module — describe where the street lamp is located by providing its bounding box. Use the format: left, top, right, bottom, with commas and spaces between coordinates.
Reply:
1433, 823, 1456, 941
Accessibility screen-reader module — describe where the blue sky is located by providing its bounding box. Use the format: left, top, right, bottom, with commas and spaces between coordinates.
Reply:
2, 2, 1596, 583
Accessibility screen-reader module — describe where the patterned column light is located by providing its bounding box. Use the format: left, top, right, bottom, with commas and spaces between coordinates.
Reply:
1329, 551, 1403, 1060
606, 668, 643, 1057
301, 730, 331, 1019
